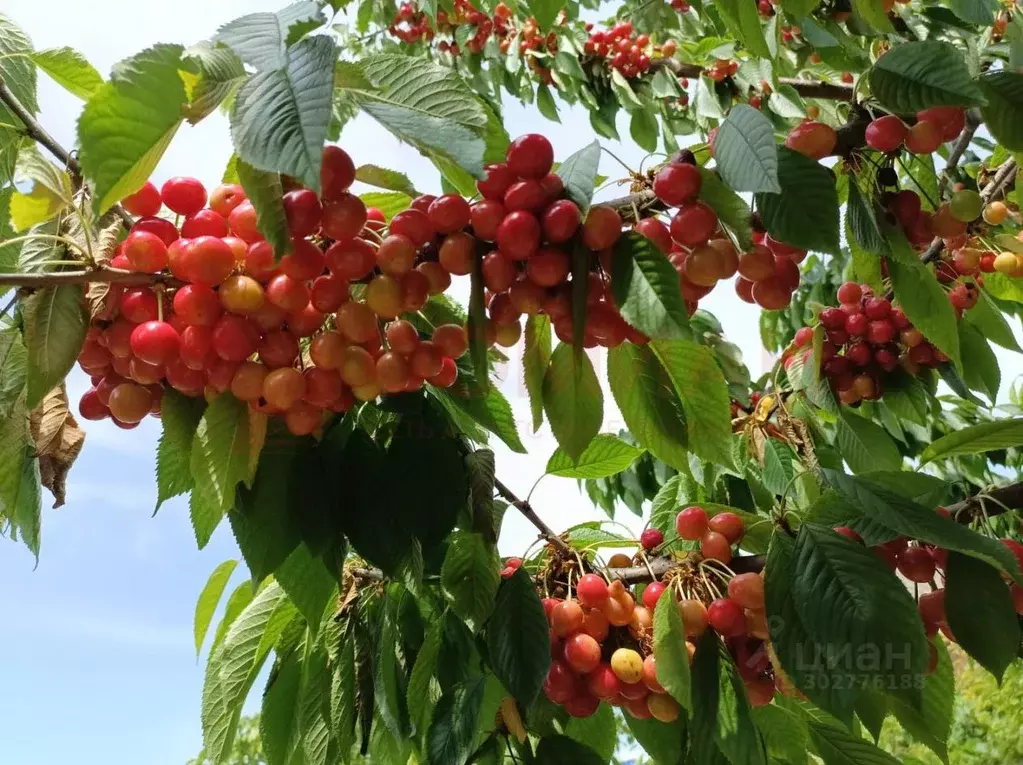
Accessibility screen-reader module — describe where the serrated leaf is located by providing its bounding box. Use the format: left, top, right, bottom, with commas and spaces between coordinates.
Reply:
712, 105, 780, 194
921, 418, 1023, 463
853, 0, 894, 32
564, 702, 617, 762
846, 180, 888, 255
651, 339, 735, 470
755, 147, 840, 255
555, 140, 601, 214
214, 1, 324, 70
211, 581, 258, 656
234, 159, 291, 260
607, 343, 689, 472
374, 594, 411, 739
546, 433, 644, 479
0, 328, 28, 419
979, 72, 1023, 151
536, 82, 561, 122
359, 190, 410, 220
625, 715, 687, 764
808, 719, 901, 764
630, 109, 659, 153
77, 44, 187, 214
182, 42, 247, 124
260, 649, 302, 765
441, 530, 500, 629
868, 40, 985, 114
698, 168, 754, 250
523, 315, 552, 433
535, 735, 604, 765
887, 638, 953, 764
958, 322, 999, 402
486, 568, 550, 709
156, 389, 205, 510
654, 590, 692, 710
427, 675, 486, 765
948, 0, 998, 24
967, 288, 1023, 352
194, 560, 239, 658
231, 35, 335, 193
611, 231, 691, 340
946, 551, 1021, 682
408, 617, 444, 735
835, 410, 902, 474
0, 392, 41, 558
715, 0, 771, 62
30, 46, 103, 100
433, 380, 525, 453
190, 393, 251, 548
22, 284, 87, 408
354, 164, 418, 196
467, 246, 488, 386
275, 543, 335, 631
542, 343, 602, 463
202, 581, 297, 762
761, 438, 795, 495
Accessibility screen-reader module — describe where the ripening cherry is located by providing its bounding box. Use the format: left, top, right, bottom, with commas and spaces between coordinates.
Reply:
670, 203, 718, 248
431, 324, 468, 359
161, 177, 207, 216
542, 199, 582, 244
181, 209, 229, 239
588, 664, 623, 700
581, 206, 622, 250
178, 325, 212, 370
917, 106, 965, 141
905, 120, 943, 154
336, 301, 378, 344
108, 383, 154, 424
647, 693, 681, 723
321, 194, 368, 241
285, 401, 322, 436
497, 211, 542, 260
735, 276, 755, 304
258, 330, 300, 369
544, 659, 578, 704
1001, 538, 1023, 570
640, 528, 664, 551
376, 352, 411, 393
549, 597, 585, 638
79, 388, 109, 421
470, 200, 505, 241
707, 598, 747, 637
187, 236, 236, 286
700, 531, 733, 562
784, 120, 837, 159
564, 693, 600, 718
124, 230, 168, 273
365, 274, 403, 318
427, 194, 471, 234
266, 274, 310, 314
477, 163, 516, 200
310, 274, 349, 313
212, 314, 260, 362
428, 357, 458, 388
577, 573, 609, 607
229, 201, 263, 243
438, 231, 476, 275
391, 209, 435, 248
676, 505, 709, 540
121, 181, 162, 217
836, 281, 862, 305
737, 245, 775, 282
526, 248, 570, 287
506, 133, 555, 179
641, 655, 664, 693
634, 218, 672, 253
209, 183, 246, 218
642, 582, 666, 610
983, 201, 1009, 225
481, 251, 516, 293
609, 648, 644, 684
262, 367, 305, 410
321, 146, 356, 199
218, 275, 264, 315
335, 345, 373, 388
653, 162, 702, 206
864, 115, 907, 153
679, 598, 708, 638
727, 573, 765, 610
130, 321, 180, 366
897, 546, 937, 583
709, 512, 744, 544
918, 588, 946, 627
229, 361, 269, 401
949, 189, 983, 222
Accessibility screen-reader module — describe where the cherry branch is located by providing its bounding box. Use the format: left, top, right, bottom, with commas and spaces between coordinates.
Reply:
0, 77, 133, 228
652, 59, 855, 101
0, 267, 182, 289
494, 477, 575, 555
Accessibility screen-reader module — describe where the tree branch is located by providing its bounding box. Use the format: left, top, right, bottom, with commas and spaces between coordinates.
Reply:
494, 477, 575, 556
0, 267, 182, 289
0, 77, 133, 228
653, 59, 855, 101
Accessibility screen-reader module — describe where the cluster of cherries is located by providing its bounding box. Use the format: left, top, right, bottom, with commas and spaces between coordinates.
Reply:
581, 20, 653, 79
786, 282, 946, 405
75, 146, 471, 433
865, 106, 966, 159
435, 0, 511, 56
388, 1, 435, 44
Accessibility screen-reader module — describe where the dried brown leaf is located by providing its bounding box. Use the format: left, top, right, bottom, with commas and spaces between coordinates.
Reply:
29, 383, 85, 507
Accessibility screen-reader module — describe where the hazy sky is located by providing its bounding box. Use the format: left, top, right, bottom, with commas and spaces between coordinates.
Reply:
4, 3, 1022, 764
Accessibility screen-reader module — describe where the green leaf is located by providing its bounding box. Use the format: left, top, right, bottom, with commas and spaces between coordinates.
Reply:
885, 246, 961, 371
755, 147, 840, 255
964, 288, 1021, 352
823, 470, 1023, 583
21, 284, 87, 408
181, 42, 247, 124
946, 551, 1021, 682
427, 675, 486, 765
190, 393, 251, 548
536, 82, 561, 122
214, 1, 324, 69
761, 438, 795, 496
792, 524, 929, 704
156, 389, 205, 510
375, 593, 411, 739
0, 14, 38, 119
554, 51, 587, 81
467, 245, 488, 386
0, 328, 28, 419
712, 104, 780, 194
564, 702, 617, 762
751, 703, 810, 765
330, 626, 357, 754
202, 581, 297, 762
275, 543, 335, 631
611, 231, 691, 340
571, 241, 589, 351
651, 339, 735, 470
546, 433, 645, 479
354, 164, 418, 196
868, 40, 985, 114
947, 0, 997, 23
486, 568, 551, 709
260, 650, 302, 765
523, 315, 552, 433
630, 109, 660, 153
441, 530, 500, 629
231, 35, 335, 193
846, 181, 888, 256
434, 380, 525, 453
234, 159, 292, 260
194, 560, 239, 658
542, 343, 602, 463
359, 190, 411, 220
535, 735, 604, 765
887, 638, 953, 765
715, 0, 771, 61
555, 140, 601, 214
698, 168, 754, 250
408, 618, 444, 735
853, 0, 894, 32
920, 418, 1023, 463
0, 392, 40, 559
607, 343, 689, 472
77, 44, 187, 214
979, 72, 1023, 151
958, 323, 1000, 402
808, 719, 901, 764
654, 588, 692, 710
211, 581, 258, 656
29, 46, 103, 100
835, 410, 902, 474
625, 715, 688, 765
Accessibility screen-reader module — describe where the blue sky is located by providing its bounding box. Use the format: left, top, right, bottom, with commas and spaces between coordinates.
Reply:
7, 2, 1023, 764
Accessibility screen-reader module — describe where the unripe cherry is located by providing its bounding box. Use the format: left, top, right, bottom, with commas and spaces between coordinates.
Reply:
610, 648, 644, 684
700, 530, 732, 563
564, 633, 601, 674
679, 598, 708, 638
727, 573, 765, 610
708, 512, 744, 544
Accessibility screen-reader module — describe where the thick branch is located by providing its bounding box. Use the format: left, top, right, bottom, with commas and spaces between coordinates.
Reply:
653, 59, 855, 101
0, 267, 182, 289
0, 77, 133, 228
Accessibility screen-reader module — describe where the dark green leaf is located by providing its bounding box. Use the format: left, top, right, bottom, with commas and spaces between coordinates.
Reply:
523, 315, 552, 433
920, 418, 1023, 463
808, 719, 901, 764
946, 551, 1021, 682
625, 714, 688, 764
887, 637, 953, 764
486, 568, 551, 708
467, 241, 488, 385
0, 328, 27, 419
948, 0, 998, 24
534, 735, 604, 765
699, 168, 754, 250
847, 181, 888, 255
835, 410, 902, 474
979, 72, 1023, 151
716, 0, 771, 58
235, 159, 292, 260
555, 140, 601, 214
542, 343, 602, 463
712, 104, 780, 193
964, 288, 1021, 352
868, 40, 986, 114
630, 109, 660, 152
427, 675, 486, 765
958, 323, 1000, 402
654, 588, 692, 710
611, 231, 691, 340
375, 594, 411, 738
0, 392, 40, 559
755, 147, 840, 255
441, 530, 500, 629
22, 284, 87, 408
536, 83, 561, 122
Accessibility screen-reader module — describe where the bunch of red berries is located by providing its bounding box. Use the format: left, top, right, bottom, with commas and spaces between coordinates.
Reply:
787, 282, 945, 405
388, 1, 434, 43
436, 0, 495, 54
76, 146, 470, 434
865, 107, 966, 157
705, 58, 738, 82
469, 134, 646, 349
669, 0, 691, 12
582, 21, 652, 79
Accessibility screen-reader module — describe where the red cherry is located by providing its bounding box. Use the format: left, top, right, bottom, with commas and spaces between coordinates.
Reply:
917, 106, 965, 141
506, 133, 554, 179
212, 314, 260, 362
321, 194, 368, 241
321, 146, 356, 199
504, 179, 546, 212
228, 201, 263, 243
470, 200, 505, 241
282, 189, 323, 237
918, 588, 946, 626
784, 120, 837, 160
280, 237, 326, 282
427, 194, 471, 234
897, 546, 937, 583
577, 573, 610, 607
640, 528, 664, 550
161, 176, 207, 216
700, 531, 733, 562
564, 692, 600, 718
588, 664, 623, 700
634, 218, 672, 253
542, 199, 582, 244
670, 203, 718, 248
186, 236, 236, 286
1001, 538, 1023, 571
834, 526, 862, 543
123, 230, 168, 273
708, 512, 744, 544
551, 599, 585, 637
130, 321, 181, 366
390, 209, 435, 247
642, 582, 667, 610
676, 506, 709, 540
477, 163, 517, 200
707, 598, 747, 637
581, 206, 622, 250
653, 162, 701, 206
727, 573, 765, 610
131, 216, 179, 247
564, 633, 602, 674
866, 320, 895, 345
78, 388, 110, 420
836, 281, 863, 305
497, 210, 541, 260
121, 181, 162, 217
865, 115, 908, 153
209, 183, 246, 218
180, 209, 229, 239
544, 659, 578, 703
120, 287, 159, 324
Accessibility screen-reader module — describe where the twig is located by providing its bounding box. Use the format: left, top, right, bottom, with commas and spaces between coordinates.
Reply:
936, 108, 981, 195
0, 267, 183, 289
0, 292, 18, 320
0, 77, 133, 228
494, 477, 575, 555
652, 59, 856, 101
